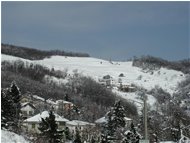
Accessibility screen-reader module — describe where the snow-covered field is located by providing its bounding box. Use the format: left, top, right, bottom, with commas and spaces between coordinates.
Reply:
1, 130, 30, 143
1, 54, 186, 110
2, 54, 185, 93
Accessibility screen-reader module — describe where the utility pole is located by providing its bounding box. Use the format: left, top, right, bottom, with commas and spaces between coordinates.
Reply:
127, 93, 149, 142
144, 95, 148, 140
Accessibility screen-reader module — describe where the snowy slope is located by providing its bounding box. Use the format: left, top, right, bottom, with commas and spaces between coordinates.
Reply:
2, 54, 186, 113
2, 54, 185, 95
1, 130, 30, 143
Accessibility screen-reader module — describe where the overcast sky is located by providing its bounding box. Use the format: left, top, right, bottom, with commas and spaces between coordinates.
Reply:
2, 1, 190, 61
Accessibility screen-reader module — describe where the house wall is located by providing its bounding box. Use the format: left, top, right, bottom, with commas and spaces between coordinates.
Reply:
56, 102, 73, 111
66, 124, 95, 135
21, 97, 31, 103
23, 122, 66, 134
21, 105, 35, 118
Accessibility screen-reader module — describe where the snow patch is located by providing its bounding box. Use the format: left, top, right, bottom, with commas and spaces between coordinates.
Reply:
1, 130, 30, 143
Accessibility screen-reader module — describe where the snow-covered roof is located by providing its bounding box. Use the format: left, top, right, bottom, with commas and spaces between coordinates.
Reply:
21, 102, 36, 109
124, 130, 131, 135
124, 117, 132, 121
56, 100, 73, 105
95, 117, 107, 124
21, 102, 30, 107
24, 111, 69, 123
95, 116, 132, 124
46, 99, 73, 106
46, 99, 56, 105
160, 141, 175, 143
32, 95, 45, 102
66, 120, 95, 126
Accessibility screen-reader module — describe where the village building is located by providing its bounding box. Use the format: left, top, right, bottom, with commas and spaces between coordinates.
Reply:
22, 111, 69, 133
46, 99, 74, 111
98, 75, 113, 87
20, 94, 33, 103
119, 84, 136, 92
66, 120, 95, 131
21, 102, 36, 120
95, 116, 132, 128
66, 120, 95, 134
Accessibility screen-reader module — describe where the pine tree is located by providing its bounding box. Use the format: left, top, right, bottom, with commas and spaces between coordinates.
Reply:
101, 133, 110, 143
122, 123, 141, 143
65, 93, 69, 101
38, 110, 63, 143
8, 82, 21, 130
101, 100, 126, 142
1, 82, 21, 132
101, 111, 115, 142
1, 89, 15, 129
74, 127, 82, 143
91, 136, 96, 143
65, 126, 71, 140
112, 100, 126, 128
105, 111, 115, 137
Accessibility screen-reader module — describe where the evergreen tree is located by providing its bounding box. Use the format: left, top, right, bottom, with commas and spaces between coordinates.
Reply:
9, 82, 21, 103
74, 127, 82, 143
101, 133, 110, 143
8, 82, 21, 130
122, 123, 141, 143
38, 110, 63, 143
105, 111, 116, 137
1, 82, 21, 131
112, 100, 126, 128
91, 136, 96, 143
101, 100, 126, 142
65, 126, 71, 140
65, 93, 69, 101
1, 89, 15, 129
101, 111, 115, 142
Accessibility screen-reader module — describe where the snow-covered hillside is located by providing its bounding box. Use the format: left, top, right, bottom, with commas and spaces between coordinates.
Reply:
2, 54, 185, 95
1, 130, 30, 143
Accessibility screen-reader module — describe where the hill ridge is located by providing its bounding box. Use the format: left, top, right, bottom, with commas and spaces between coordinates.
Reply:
1, 43, 90, 60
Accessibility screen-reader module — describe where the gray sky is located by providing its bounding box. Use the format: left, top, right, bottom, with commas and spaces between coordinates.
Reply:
2, 1, 190, 61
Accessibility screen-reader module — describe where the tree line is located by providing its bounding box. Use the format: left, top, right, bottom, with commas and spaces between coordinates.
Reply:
132, 55, 190, 74
2, 43, 90, 60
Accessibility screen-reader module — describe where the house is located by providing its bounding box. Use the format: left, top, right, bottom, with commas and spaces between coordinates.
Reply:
98, 75, 113, 87
66, 120, 97, 142
66, 120, 95, 134
20, 94, 33, 103
119, 84, 136, 92
22, 111, 69, 133
55, 100, 74, 111
95, 116, 132, 128
21, 102, 36, 120
21, 94, 46, 107
46, 99, 74, 112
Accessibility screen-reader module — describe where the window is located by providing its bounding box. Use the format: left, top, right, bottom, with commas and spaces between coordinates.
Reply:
59, 122, 65, 126
22, 111, 27, 116
29, 111, 33, 116
32, 123, 35, 129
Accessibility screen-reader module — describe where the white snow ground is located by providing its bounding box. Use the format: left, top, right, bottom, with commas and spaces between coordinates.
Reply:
2, 54, 185, 94
1, 130, 30, 143
1, 54, 185, 111
1, 54, 189, 142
